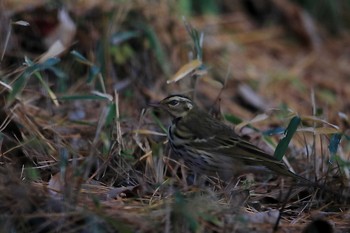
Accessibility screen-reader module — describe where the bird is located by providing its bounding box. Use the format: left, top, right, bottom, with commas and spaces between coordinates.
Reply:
149, 94, 310, 182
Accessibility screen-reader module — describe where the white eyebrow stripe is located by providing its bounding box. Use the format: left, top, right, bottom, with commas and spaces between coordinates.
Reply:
186, 102, 193, 109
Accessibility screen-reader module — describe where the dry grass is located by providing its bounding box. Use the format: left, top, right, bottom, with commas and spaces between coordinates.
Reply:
1, 0, 350, 232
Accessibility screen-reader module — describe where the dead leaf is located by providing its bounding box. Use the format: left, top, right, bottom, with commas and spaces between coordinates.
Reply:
167, 59, 202, 84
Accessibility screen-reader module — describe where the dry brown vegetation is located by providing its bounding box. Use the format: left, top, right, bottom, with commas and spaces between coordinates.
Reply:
1, 0, 350, 232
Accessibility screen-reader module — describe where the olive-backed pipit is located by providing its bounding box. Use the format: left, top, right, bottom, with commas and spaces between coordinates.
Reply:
150, 95, 308, 181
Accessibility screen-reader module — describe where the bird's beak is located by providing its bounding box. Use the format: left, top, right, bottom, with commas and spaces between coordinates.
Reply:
147, 102, 161, 108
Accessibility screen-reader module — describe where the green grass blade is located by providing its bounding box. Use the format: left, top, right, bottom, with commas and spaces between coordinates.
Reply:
71, 50, 90, 64
7, 69, 32, 103
105, 102, 116, 126
328, 133, 342, 163
263, 127, 285, 136
274, 116, 301, 160
58, 94, 110, 101
224, 114, 243, 124
137, 22, 170, 75
8, 57, 61, 103
111, 31, 140, 45
87, 65, 101, 83
151, 112, 167, 133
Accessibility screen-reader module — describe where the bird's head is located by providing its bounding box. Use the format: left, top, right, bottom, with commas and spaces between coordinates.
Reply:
149, 95, 194, 118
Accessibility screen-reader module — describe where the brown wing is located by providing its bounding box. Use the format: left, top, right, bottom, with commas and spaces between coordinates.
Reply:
179, 108, 295, 177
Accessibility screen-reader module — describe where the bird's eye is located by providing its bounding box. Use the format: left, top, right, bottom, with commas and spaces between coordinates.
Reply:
168, 100, 179, 106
